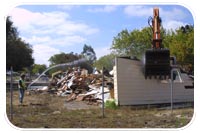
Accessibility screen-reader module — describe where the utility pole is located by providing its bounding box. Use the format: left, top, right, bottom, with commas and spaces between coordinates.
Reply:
102, 67, 105, 118
10, 66, 13, 120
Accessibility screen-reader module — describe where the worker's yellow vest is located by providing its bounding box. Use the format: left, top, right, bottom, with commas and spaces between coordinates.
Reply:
18, 79, 26, 89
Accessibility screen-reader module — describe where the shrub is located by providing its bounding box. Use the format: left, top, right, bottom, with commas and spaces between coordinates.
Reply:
105, 99, 118, 109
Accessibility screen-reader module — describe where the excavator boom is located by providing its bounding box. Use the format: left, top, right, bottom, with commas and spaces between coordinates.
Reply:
152, 8, 162, 49
143, 7, 170, 79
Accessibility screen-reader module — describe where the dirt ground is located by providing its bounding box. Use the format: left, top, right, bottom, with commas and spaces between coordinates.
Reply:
6, 90, 194, 128
7, 90, 100, 110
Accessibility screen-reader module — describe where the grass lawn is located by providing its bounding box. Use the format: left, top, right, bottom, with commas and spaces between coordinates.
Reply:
6, 90, 194, 128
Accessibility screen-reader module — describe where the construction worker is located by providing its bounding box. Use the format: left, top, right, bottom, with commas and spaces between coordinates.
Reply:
18, 73, 27, 104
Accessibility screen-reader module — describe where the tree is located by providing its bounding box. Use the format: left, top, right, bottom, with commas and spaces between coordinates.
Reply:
6, 16, 18, 40
111, 28, 153, 58
167, 25, 194, 70
94, 54, 115, 71
111, 25, 194, 72
6, 17, 34, 71
81, 44, 97, 63
32, 64, 47, 74
48, 52, 93, 74
111, 27, 168, 58
48, 52, 81, 66
48, 52, 80, 74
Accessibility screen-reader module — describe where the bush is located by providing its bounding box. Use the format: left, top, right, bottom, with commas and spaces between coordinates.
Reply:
105, 99, 118, 109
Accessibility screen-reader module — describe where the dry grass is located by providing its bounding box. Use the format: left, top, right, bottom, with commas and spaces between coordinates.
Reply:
6, 90, 193, 128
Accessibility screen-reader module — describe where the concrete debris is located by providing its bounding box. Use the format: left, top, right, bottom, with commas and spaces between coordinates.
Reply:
30, 67, 114, 106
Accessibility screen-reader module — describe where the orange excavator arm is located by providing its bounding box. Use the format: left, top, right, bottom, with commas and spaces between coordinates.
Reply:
152, 8, 162, 49
143, 7, 170, 79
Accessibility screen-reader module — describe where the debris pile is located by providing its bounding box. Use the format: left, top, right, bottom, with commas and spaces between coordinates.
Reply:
30, 67, 114, 105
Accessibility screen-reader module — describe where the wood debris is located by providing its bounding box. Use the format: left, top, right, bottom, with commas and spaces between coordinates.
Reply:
30, 67, 114, 105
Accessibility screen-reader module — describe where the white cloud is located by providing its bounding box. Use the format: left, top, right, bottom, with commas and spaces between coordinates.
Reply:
124, 6, 189, 30
9, 7, 99, 36
22, 35, 86, 47
9, 7, 100, 65
57, 5, 80, 10
160, 8, 187, 21
9, 8, 69, 31
53, 35, 86, 46
124, 6, 186, 20
160, 8, 188, 30
56, 21, 99, 36
88, 5, 117, 13
95, 46, 111, 59
33, 45, 60, 66
162, 20, 186, 30
36, 12, 70, 26
22, 36, 51, 44
124, 6, 152, 17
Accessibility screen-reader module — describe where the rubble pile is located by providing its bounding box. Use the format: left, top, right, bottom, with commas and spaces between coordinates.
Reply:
30, 67, 114, 105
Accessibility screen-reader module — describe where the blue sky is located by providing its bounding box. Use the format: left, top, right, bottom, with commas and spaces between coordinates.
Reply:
8, 5, 193, 66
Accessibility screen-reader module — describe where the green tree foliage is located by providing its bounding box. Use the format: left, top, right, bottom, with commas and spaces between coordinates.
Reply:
48, 52, 81, 66
48, 52, 93, 74
94, 54, 115, 71
48, 52, 80, 74
111, 25, 194, 71
6, 17, 34, 71
165, 25, 194, 69
6, 16, 18, 40
111, 27, 167, 58
81, 44, 97, 62
32, 64, 47, 74
111, 28, 153, 58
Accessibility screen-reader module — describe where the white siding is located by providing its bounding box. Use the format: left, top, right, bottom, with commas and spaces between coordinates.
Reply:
113, 66, 119, 105
114, 57, 194, 105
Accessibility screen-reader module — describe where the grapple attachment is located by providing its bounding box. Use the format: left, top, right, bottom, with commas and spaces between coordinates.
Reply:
143, 49, 170, 79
